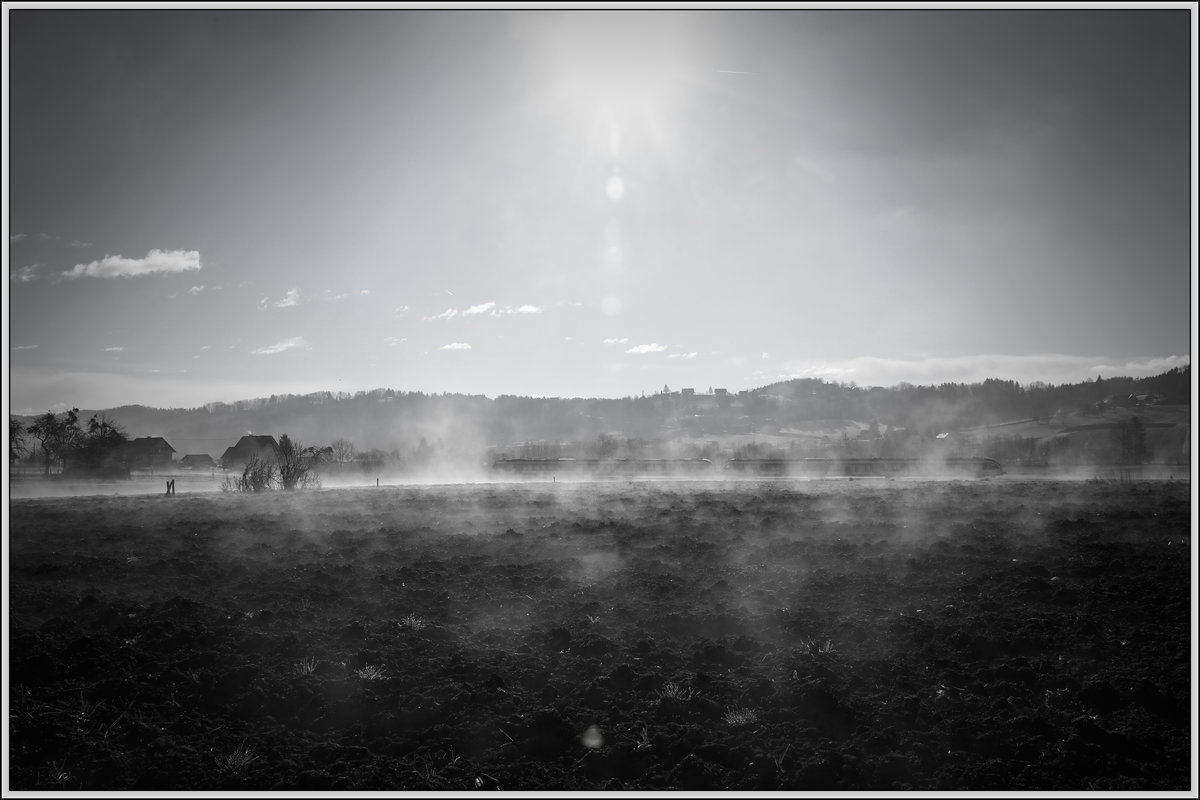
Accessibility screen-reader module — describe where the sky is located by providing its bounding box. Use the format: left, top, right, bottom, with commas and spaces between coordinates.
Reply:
4, 5, 1196, 413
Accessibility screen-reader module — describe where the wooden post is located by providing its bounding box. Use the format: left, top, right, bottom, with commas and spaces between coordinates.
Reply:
165, 479, 175, 497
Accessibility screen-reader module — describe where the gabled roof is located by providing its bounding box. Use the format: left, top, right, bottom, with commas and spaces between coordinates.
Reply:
126, 436, 176, 454
220, 434, 280, 465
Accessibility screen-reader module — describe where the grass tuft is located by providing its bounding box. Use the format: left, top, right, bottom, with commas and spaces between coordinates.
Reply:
216, 742, 258, 775
657, 681, 697, 702
399, 613, 427, 632
722, 706, 759, 727
293, 656, 318, 677
356, 664, 387, 681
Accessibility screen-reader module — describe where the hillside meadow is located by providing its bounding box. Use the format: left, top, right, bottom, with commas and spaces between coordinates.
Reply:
7, 476, 1194, 790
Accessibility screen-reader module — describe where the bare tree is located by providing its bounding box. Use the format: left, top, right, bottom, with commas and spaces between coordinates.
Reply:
329, 437, 356, 469
26, 408, 82, 477
221, 454, 277, 493
10, 417, 28, 465
277, 433, 321, 490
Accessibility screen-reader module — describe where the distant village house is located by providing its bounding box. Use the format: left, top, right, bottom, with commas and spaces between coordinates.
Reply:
124, 437, 176, 470
220, 435, 280, 468
180, 454, 216, 470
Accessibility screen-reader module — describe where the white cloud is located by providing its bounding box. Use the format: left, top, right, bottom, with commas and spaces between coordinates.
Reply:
104, 346, 125, 352
626, 343, 667, 354
10, 233, 27, 243
261, 287, 301, 308
187, 285, 205, 295
489, 303, 542, 317
67, 240, 92, 248
393, 305, 411, 318
384, 336, 407, 347
61, 248, 202, 279
668, 352, 699, 359
463, 302, 497, 316
10, 264, 40, 282
360, 289, 370, 296
429, 301, 543, 320
603, 337, 629, 345
11, 344, 38, 351
440, 342, 472, 351
762, 352, 771, 360
250, 336, 311, 355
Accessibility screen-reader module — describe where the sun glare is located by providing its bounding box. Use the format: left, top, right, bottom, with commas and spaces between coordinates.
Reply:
605, 172, 625, 201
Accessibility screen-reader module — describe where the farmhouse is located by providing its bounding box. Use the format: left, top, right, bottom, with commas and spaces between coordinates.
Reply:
180, 454, 216, 469
124, 437, 176, 470
220, 435, 280, 468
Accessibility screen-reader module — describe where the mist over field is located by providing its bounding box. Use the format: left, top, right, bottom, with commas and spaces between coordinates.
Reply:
7, 477, 1193, 790
6, 7, 1195, 793
8, 368, 1191, 499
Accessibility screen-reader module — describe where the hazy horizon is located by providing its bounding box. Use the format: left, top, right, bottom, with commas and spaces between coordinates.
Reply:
5, 7, 1195, 414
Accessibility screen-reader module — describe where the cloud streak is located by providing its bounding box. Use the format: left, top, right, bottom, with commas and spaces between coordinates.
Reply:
10, 265, 40, 282
60, 249, 201, 279
626, 343, 667, 354
261, 288, 301, 308
440, 342, 472, 351
463, 302, 497, 316
426, 301, 543, 320
250, 337, 311, 355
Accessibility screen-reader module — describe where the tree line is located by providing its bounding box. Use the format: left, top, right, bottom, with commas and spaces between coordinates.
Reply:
10, 409, 131, 478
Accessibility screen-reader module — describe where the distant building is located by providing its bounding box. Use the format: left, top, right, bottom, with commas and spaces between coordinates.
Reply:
220, 435, 280, 468
124, 437, 176, 470
180, 454, 216, 469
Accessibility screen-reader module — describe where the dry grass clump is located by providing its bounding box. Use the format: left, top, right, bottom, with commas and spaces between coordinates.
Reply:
216, 742, 258, 774
399, 613, 427, 632
356, 664, 387, 681
657, 681, 697, 702
292, 656, 318, 677
722, 707, 759, 727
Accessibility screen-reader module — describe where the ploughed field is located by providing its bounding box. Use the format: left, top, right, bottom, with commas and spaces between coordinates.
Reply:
8, 479, 1193, 790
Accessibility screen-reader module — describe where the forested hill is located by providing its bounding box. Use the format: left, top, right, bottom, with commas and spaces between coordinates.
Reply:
13, 367, 1191, 466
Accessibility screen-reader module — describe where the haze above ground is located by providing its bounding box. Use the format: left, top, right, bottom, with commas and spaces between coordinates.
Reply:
4, 7, 1195, 414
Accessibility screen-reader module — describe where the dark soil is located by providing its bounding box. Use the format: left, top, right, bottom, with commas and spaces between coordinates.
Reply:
7, 478, 1193, 791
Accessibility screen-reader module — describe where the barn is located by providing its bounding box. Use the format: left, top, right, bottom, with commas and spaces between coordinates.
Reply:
180, 454, 216, 469
124, 437, 176, 470
220, 435, 280, 469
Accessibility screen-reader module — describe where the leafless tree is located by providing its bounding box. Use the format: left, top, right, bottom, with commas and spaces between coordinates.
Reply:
221, 454, 278, 493
277, 433, 321, 490
329, 437, 356, 469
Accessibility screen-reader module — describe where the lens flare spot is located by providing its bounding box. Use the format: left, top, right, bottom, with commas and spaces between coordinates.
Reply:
581, 725, 604, 749
608, 122, 622, 159
606, 174, 625, 201
603, 244, 623, 271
